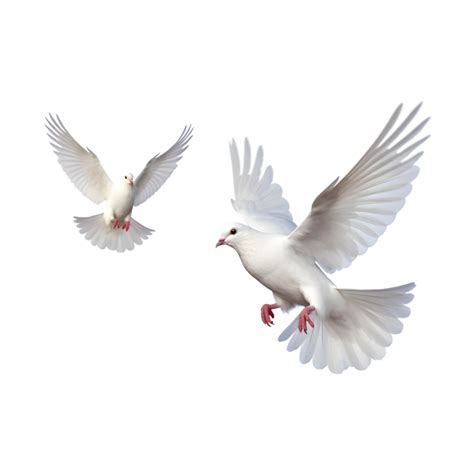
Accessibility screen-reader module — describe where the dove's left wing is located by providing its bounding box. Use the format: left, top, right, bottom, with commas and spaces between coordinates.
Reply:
46, 115, 113, 204
230, 138, 296, 234
287, 103, 430, 273
133, 125, 193, 207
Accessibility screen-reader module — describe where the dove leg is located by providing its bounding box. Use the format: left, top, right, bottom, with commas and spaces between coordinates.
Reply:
121, 214, 131, 232
104, 208, 120, 229
260, 303, 280, 326
297, 305, 316, 334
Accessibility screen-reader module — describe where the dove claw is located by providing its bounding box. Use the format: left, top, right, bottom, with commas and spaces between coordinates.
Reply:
260, 303, 280, 326
122, 220, 130, 232
297, 305, 316, 333
111, 218, 120, 229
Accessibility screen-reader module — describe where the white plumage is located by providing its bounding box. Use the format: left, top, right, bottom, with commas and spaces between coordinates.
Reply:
46, 115, 193, 252
217, 104, 429, 373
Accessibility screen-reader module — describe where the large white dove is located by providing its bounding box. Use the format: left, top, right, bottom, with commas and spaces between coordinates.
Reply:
46, 115, 193, 252
216, 104, 429, 373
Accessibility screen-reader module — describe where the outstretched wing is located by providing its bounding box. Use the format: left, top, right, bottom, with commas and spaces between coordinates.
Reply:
230, 138, 296, 234
133, 125, 193, 206
288, 103, 430, 273
45, 114, 112, 204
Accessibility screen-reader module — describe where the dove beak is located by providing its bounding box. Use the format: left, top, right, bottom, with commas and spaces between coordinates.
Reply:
215, 238, 225, 248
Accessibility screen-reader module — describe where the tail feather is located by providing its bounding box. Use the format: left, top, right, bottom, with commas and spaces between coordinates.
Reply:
300, 323, 320, 364
278, 318, 299, 343
313, 326, 328, 369
287, 329, 306, 352
74, 214, 154, 252
279, 282, 415, 373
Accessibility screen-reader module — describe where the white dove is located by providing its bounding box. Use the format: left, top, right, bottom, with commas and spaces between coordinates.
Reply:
46, 115, 193, 252
216, 104, 429, 373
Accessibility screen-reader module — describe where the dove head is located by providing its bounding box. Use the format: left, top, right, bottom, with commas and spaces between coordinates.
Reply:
216, 223, 250, 250
123, 173, 134, 185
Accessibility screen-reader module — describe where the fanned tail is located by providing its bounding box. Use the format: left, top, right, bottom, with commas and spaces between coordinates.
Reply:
278, 283, 415, 373
73, 214, 154, 252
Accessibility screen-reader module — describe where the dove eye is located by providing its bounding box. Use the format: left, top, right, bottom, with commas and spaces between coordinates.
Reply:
124, 176, 127, 179
230, 228, 237, 235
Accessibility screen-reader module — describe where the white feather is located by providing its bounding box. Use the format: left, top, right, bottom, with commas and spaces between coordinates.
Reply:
45, 114, 112, 204
74, 215, 153, 253
288, 104, 429, 273
229, 139, 296, 234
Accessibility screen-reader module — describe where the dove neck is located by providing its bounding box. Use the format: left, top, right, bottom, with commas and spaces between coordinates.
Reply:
233, 228, 271, 261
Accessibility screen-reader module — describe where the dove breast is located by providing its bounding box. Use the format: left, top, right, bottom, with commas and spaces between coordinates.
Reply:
106, 181, 136, 220
235, 230, 336, 315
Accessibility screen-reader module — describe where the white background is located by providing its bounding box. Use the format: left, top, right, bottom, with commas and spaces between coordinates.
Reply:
0, 1, 472, 473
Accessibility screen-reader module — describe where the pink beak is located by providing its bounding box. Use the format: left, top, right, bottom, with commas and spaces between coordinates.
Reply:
215, 238, 225, 248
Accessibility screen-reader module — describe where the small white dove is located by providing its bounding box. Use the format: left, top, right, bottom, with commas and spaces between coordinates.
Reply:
216, 104, 429, 373
46, 115, 193, 252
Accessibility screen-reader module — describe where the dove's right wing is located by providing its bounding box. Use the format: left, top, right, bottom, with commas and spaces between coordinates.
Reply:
45, 115, 113, 204
230, 139, 296, 234
287, 103, 429, 273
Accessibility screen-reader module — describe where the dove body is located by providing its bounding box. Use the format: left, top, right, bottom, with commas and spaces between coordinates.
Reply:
104, 175, 136, 225
224, 224, 336, 316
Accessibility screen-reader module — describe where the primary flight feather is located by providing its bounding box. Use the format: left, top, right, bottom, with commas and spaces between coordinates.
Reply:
216, 104, 429, 373
46, 115, 193, 252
